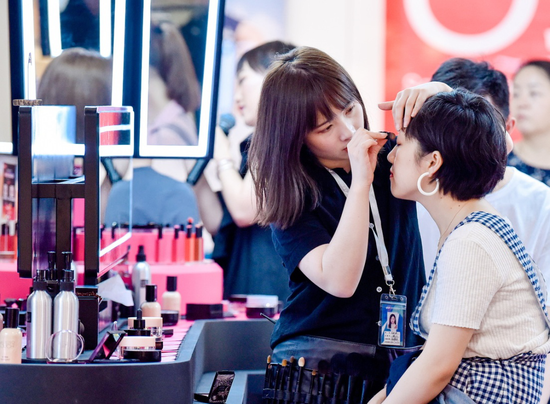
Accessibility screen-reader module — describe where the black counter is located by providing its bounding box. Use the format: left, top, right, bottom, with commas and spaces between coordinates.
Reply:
0, 319, 273, 404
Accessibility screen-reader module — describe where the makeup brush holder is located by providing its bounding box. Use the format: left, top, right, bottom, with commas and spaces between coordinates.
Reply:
262, 352, 385, 404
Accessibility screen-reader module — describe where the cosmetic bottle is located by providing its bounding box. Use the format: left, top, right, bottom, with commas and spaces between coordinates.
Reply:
194, 224, 204, 262
0, 308, 22, 364
132, 245, 151, 314
141, 285, 161, 318
46, 251, 60, 299
62, 251, 77, 287
52, 269, 80, 360
162, 276, 180, 326
26, 269, 52, 359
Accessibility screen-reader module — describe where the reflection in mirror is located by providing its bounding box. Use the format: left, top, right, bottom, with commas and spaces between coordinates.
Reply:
136, 0, 224, 158
39, 0, 113, 58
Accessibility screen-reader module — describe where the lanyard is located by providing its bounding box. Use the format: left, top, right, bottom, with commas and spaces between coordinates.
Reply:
327, 169, 396, 295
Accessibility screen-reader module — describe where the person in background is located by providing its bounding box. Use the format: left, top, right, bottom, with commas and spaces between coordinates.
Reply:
209, 40, 295, 301
414, 58, 550, 292
147, 18, 201, 148
38, 47, 112, 144
509, 60, 550, 187
103, 162, 201, 227
248, 46, 446, 400
372, 89, 550, 404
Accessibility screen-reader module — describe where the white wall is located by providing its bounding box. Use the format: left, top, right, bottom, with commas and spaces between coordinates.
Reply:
285, 0, 386, 131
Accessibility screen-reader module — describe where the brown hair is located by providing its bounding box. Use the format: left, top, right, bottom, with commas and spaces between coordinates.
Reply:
249, 46, 368, 229
149, 19, 201, 113
37, 47, 112, 143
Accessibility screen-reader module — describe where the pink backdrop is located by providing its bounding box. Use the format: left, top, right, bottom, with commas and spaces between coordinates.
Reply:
385, 0, 550, 140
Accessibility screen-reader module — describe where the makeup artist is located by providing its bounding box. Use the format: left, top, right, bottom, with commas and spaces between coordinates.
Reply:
248, 46, 449, 400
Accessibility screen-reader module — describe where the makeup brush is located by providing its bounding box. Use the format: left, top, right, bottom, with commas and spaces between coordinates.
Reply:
285, 356, 295, 404
276, 359, 288, 404
263, 355, 273, 404
330, 353, 347, 404
305, 370, 317, 404
345, 353, 363, 404
293, 357, 306, 403
265, 355, 272, 389
317, 360, 331, 404
359, 356, 376, 404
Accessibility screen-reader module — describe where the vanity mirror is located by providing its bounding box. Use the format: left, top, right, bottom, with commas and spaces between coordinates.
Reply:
129, 0, 225, 159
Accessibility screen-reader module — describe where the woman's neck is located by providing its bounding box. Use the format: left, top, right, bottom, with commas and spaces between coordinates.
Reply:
420, 197, 494, 249
148, 70, 171, 124
514, 136, 550, 169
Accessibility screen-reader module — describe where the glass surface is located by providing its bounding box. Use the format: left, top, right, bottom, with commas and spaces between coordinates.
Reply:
94, 106, 133, 262
30, 106, 76, 272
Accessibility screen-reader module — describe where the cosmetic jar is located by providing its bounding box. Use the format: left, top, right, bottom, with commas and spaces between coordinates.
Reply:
118, 335, 156, 357
161, 310, 179, 326
245, 295, 279, 319
123, 348, 161, 362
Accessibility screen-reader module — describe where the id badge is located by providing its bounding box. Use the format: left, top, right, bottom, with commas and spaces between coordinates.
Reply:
378, 293, 407, 348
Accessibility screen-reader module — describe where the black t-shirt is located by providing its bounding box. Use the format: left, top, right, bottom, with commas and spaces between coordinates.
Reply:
270, 140, 425, 348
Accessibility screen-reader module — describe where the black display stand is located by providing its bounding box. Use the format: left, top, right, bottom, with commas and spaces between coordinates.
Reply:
17, 105, 133, 285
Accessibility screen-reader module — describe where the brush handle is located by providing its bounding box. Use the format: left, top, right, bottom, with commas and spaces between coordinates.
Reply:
305, 372, 317, 404
359, 379, 369, 404
317, 375, 326, 404
346, 375, 355, 404
293, 367, 305, 403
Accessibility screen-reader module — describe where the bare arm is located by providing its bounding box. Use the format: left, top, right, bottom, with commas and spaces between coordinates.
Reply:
379, 82, 453, 131
214, 127, 257, 227
383, 324, 474, 404
192, 174, 223, 236
298, 130, 387, 298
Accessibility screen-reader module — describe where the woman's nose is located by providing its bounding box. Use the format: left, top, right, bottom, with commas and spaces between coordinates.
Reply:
387, 146, 396, 163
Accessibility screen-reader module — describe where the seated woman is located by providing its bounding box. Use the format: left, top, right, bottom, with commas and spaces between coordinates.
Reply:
371, 90, 550, 403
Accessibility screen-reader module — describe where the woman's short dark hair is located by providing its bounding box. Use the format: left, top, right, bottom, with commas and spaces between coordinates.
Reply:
249, 46, 368, 229
236, 40, 296, 75
405, 89, 507, 201
516, 60, 550, 82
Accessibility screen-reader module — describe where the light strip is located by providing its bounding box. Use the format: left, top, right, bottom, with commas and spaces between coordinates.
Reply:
0, 143, 13, 154
47, 0, 62, 57
21, 0, 36, 99
111, 0, 126, 106
138, 0, 151, 154
197, 0, 221, 156
99, 0, 112, 57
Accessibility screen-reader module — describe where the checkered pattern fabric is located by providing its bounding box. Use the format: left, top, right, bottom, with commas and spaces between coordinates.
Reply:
450, 353, 546, 404
410, 211, 549, 404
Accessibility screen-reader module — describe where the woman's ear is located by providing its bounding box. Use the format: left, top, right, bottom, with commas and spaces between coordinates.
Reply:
427, 151, 443, 176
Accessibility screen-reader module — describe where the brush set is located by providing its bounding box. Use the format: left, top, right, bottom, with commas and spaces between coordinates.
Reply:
262, 352, 380, 404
